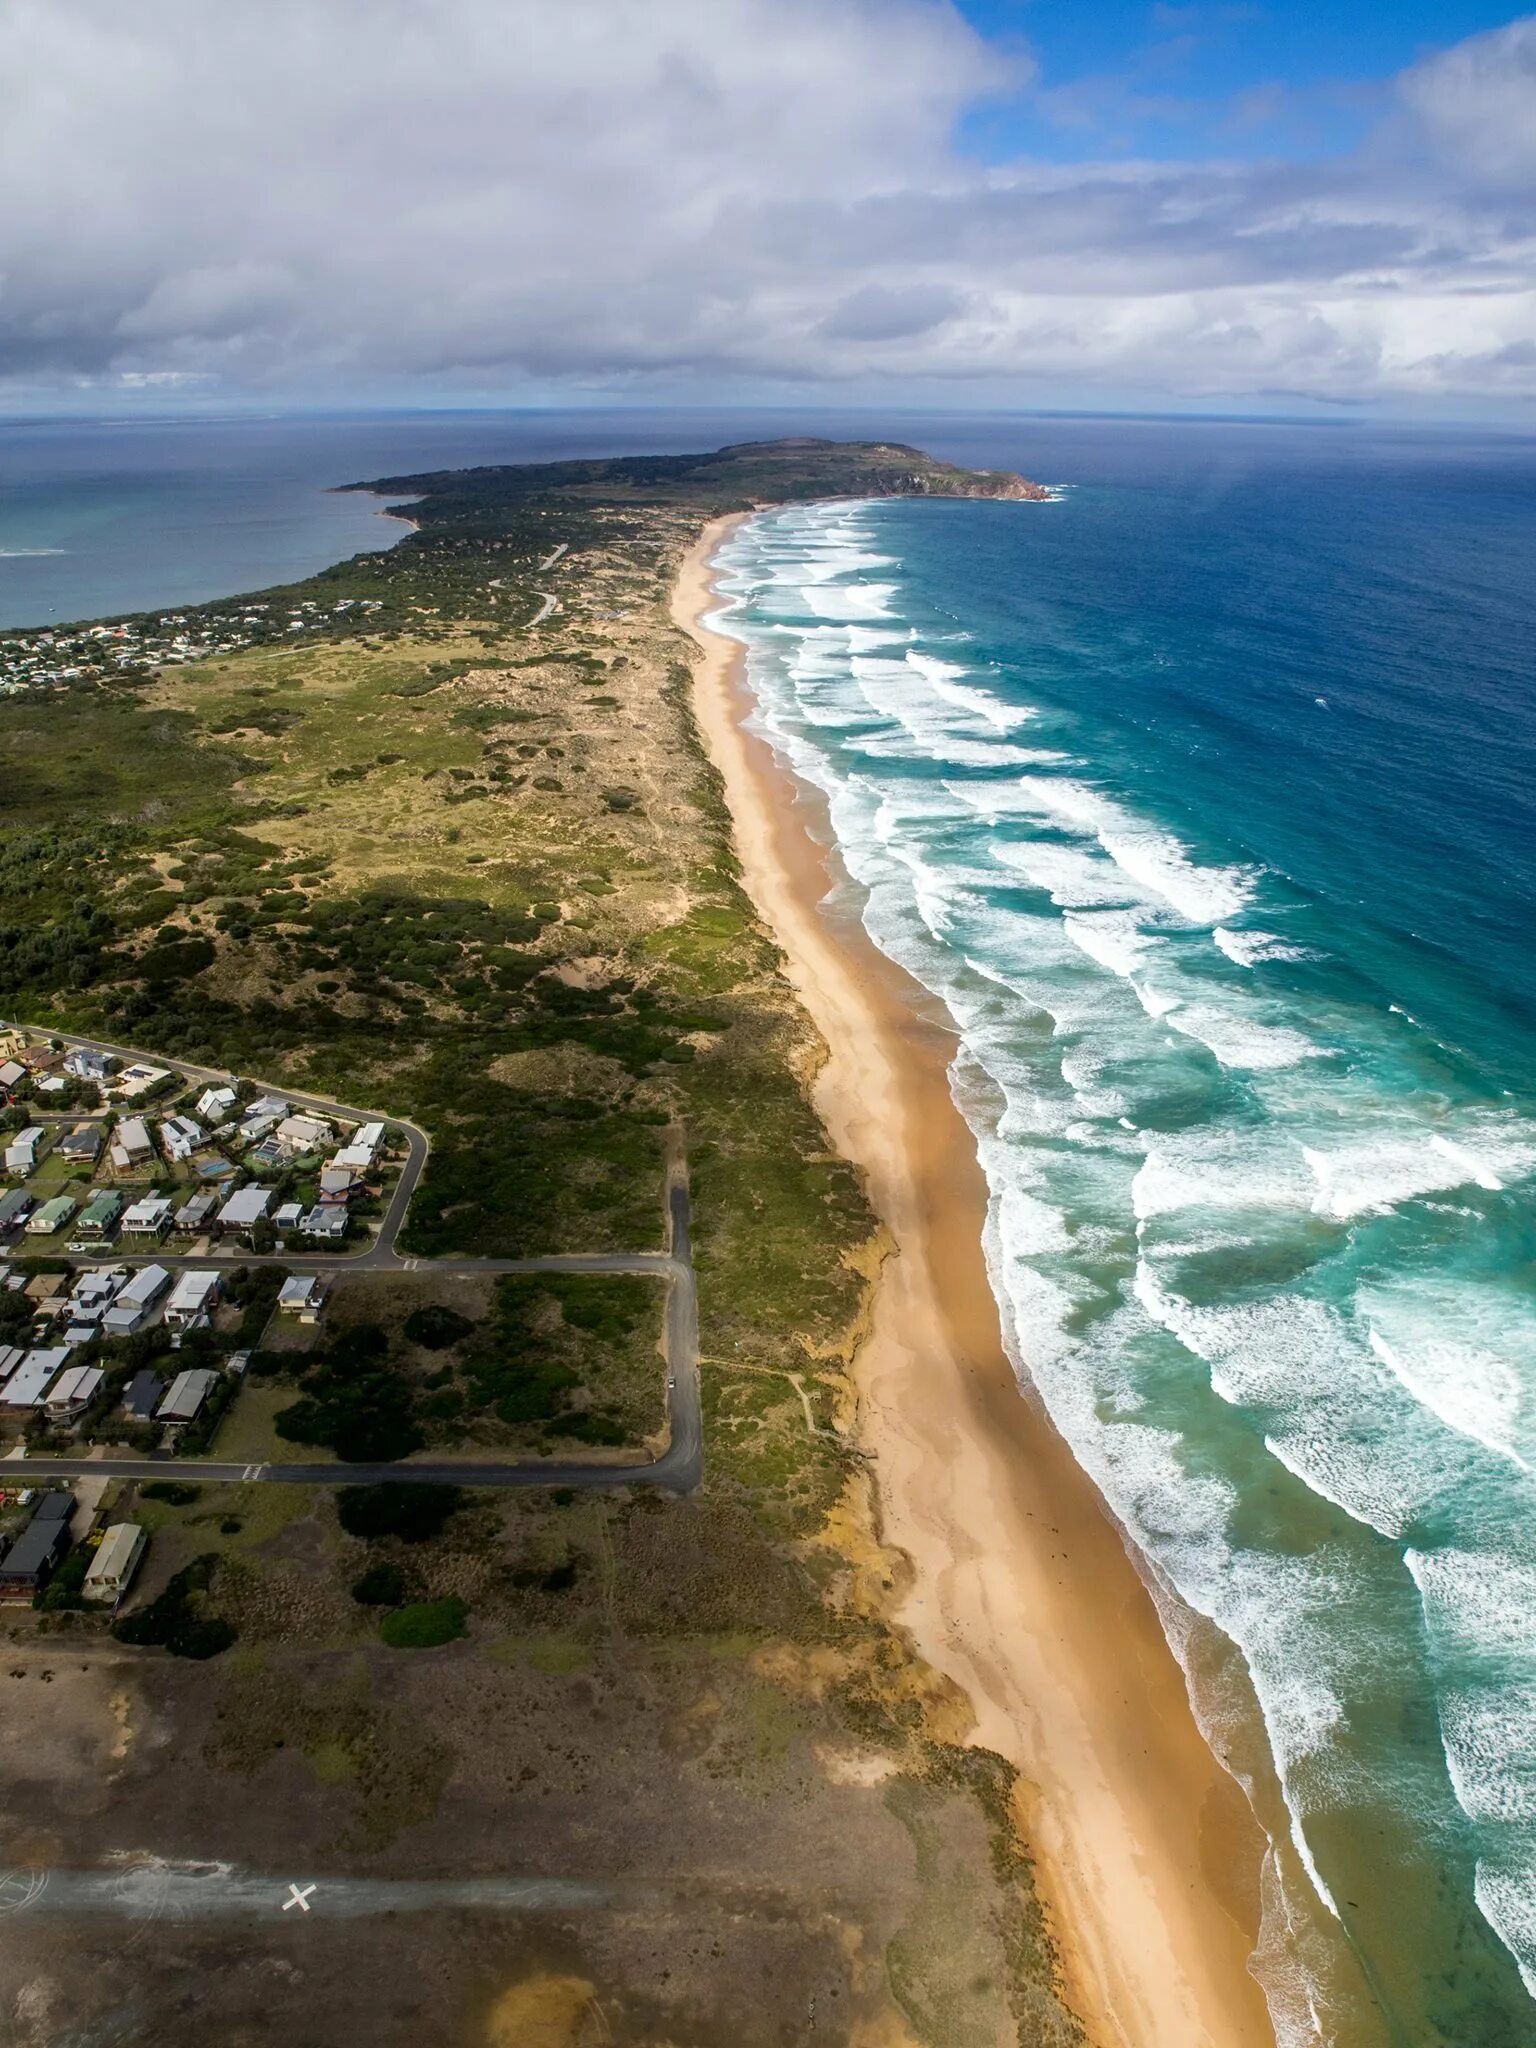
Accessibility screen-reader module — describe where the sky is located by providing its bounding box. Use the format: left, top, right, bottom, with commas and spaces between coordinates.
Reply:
1, 0, 1534, 420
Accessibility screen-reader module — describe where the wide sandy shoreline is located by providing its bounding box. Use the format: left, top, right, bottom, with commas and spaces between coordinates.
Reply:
674, 512, 1275, 2048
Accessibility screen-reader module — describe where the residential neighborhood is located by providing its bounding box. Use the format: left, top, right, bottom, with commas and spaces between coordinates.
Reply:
0, 594, 387, 695
0, 1026, 413, 1471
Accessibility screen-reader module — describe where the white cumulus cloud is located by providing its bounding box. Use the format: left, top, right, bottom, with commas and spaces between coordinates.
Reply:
0, 0, 1532, 408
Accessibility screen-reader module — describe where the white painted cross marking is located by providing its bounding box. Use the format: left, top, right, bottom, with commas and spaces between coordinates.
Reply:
282, 1883, 316, 1912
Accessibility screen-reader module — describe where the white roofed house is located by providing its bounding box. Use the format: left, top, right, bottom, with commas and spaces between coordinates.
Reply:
120, 1194, 174, 1240
332, 1121, 385, 1174
159, 1114, 204, 1163
302, 1206, 348, 1243
318, 1165, 355, 1205
276, 1113, 333, 1155
5, 1126, 44, 1175
195, 1085, 238, 1123
1, 1347, 72, 1410
0, 1058, 27, 1094
108, 1115, 154, 1171
63, 1048, 111, 1082
164, 1269, 221, 1329
83, 1524, 147, 1606
217, 1185, 273, 1235
102, 1263, 172, 1337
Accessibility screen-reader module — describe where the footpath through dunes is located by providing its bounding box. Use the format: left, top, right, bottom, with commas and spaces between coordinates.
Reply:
676, 515, 1277, 2048
0, 438, 1099, 2048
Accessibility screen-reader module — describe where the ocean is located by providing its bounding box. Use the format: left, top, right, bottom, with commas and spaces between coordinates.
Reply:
709, 420, 1536, 2048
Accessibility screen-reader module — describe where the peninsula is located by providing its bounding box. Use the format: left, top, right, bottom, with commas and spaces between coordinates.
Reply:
0, 439, 1259, 2048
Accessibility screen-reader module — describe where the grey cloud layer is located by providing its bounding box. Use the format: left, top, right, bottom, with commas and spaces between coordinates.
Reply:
2, 0, 1533, 404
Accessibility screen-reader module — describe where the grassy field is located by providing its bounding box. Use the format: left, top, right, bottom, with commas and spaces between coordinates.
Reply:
0, 441, 1082, 2048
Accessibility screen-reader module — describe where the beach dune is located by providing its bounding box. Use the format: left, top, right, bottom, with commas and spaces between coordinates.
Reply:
674, 515, 1275, 2048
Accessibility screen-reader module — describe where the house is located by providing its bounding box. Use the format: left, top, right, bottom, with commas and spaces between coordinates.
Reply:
83, 1523, 147, 1604
69, 1269, 123, 1313
333, 1121, 386, 1174
159, 1114, 204, 1163
218, 1185, 272, 1233
103, 1263, 171, 1336
1, 1347, 71, 1409
318, 1165, 355, 1204
0, 1345, 25, 1387
120, 1195, 174, 1239
301, 1206, 348, 1243
55, 1122, 104, 1164
174, 1191, 218, 1233
108, 1116, 153, 1171
273, 1200, 304, 1233
23, 1271, 66, 1305
244, 1136, 286, 1172
0, 1190, 36, 1234
63, 1048, 112, 1082
26, 1195, 76, 1236
0, 1514, 70, 1601
157, 1367, 217, 1425
195, 1085, 238, 1123
0, 1057, 27, 1093
35, 1075, 68, 1096
110, 1061, 169, 1100
247, 1094, 289, 1123
45, 1365, 104, 1415
164, 1269, 221, 1328
276, 1113, 333, 1154
277, 1274, 327, 1322
75, 1190, 123, 1238
120, 1368, 164, 1422
5, 1126, 44, 1175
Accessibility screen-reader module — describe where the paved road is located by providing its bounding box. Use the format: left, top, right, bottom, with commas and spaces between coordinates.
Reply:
3, 1023, 705, 1492
12, 1189, 699, 1494
3, 1021, 429, 1267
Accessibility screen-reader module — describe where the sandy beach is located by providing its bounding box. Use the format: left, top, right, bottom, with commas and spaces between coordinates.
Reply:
674, 514, 1276, 2048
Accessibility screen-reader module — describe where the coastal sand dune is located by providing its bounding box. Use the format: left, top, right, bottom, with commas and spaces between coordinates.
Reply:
675, 515, 1275, 2048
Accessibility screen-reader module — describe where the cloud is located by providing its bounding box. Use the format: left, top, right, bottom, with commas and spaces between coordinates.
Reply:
0, 0, 1532, 409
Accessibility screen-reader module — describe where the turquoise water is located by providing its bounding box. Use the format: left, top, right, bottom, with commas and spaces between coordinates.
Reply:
710, 429, 1536, 2047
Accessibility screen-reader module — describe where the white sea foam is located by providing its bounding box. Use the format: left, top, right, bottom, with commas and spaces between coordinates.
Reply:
1213, 927, 1319, 968
1302, 1121, 1536, 1220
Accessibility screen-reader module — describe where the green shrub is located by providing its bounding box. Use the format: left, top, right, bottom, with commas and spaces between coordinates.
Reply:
351, 1560, 408, 1606
379, 1597, 468, 1649
141, 1480, 201, 1505
113, 1553, 236, 1660
336, 1483, 464, 1544
402, 1303, 476, 1351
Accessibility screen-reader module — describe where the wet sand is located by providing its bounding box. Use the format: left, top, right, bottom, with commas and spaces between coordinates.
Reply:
673, 514, 1276, 2048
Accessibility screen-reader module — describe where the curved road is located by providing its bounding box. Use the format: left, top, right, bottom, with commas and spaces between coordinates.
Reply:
3, 1025, 704, 1493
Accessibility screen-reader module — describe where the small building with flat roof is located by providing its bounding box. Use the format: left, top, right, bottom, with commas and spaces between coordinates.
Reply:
83, 1523, 147, 1605
1, 1347, 71, 1409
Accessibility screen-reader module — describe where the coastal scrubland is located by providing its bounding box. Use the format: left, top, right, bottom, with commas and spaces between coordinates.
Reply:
0, 442, 1082, 2047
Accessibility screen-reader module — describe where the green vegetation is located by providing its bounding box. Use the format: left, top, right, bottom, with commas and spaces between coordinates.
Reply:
273, 1324, 422, 1461
336, 1482, 464, 1544
113, 1553, 238, 1660
378, 1596, 468, 1649
350, 1560, 408, 1606
0, 439, 1080, 2040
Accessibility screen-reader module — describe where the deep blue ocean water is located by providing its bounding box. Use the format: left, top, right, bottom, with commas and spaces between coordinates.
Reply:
6, 407, 1535, 2043
712, 422, 1536, 2048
